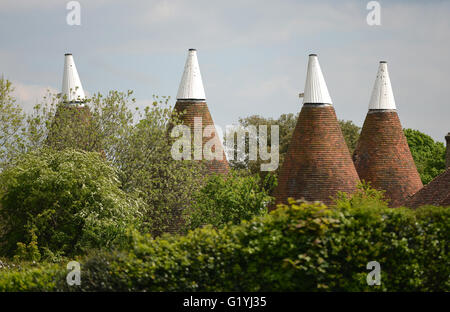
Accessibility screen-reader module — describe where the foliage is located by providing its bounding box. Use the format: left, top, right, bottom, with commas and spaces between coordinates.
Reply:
0, 149, 143, 259
0, 77, 25, 167
339, 120, 361, 154
333, 181, 390, 209
1, 199, 447, 292
404, 128, 446, 184
0, 262, 63, 292
185, 172, 275, 230
21, 90, 135, 155
114, 99, 206, 236
2, 85, 206, 236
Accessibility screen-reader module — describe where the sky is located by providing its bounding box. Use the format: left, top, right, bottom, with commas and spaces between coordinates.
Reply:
0, 0, 449, 142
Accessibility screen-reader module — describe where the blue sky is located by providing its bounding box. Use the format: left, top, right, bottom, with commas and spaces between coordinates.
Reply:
1, 0, 449, 141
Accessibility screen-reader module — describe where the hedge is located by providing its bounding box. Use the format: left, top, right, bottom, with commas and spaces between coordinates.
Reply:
0, 201, 448, 291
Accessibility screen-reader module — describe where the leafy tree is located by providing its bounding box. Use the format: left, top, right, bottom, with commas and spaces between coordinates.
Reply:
404, 128, 446, 184
0, 77, 25, 167
339, 120, 361, 154
22, 90, 134, 155
5, 86, 206, 236
185, 171, 274, 230
0, 149, 143, 259
114, 100, 206, 236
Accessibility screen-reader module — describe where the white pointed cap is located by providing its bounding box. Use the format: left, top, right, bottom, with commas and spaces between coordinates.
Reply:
176, 49, 206, 101
61, 53, 86, 103
303, 54, 332, 105
369, 61, 396, 110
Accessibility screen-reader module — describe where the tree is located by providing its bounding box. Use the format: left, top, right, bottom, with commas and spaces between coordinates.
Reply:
114, 100, 206, 236
22, 90, 134, 155
404, 128, 446, 184
185, 171, 274, 230
4, 85, 207, 236
0, 149, 143, 260
339, 120, 361, 154
0, 77, 25, 167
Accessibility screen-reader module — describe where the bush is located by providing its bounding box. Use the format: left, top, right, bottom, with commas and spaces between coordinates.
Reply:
1, 200, 447, 291
0, 149, 143, 259
184, 171, 274, 230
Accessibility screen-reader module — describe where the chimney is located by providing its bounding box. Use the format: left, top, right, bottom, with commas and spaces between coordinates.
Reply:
446, 132, 450, 168
353, 61, 423, 207
273, 54, 360, 207
61, 53, 86, 105
173, 49, 229, 175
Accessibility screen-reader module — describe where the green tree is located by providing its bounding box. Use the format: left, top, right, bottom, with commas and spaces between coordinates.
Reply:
339, 120, 361, 154
185, 171, 274, 230
404, 128, 446, 184
0, 149, 143, 259
10, 87, 206, 236
114, 100, 206, 236
0, 77, 25, 167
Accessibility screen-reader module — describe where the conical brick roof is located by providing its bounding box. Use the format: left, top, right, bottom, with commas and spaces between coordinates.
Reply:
273, 54, 359, 206
403, 168, 450, 208
173, 49, 229, 175
353, 62, 423, 207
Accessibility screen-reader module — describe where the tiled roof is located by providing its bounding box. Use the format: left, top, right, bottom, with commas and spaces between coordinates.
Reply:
353, 110, 423, 207
403, 168, 450, 208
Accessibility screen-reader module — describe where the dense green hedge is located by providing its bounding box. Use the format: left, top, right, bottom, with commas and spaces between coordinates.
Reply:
0, 202, 448, 291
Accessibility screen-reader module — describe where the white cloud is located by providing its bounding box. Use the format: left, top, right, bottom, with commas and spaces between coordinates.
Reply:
12, 81, 58, 112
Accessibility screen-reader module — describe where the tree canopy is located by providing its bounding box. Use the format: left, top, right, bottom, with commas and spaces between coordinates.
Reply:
404, 128, 446, 184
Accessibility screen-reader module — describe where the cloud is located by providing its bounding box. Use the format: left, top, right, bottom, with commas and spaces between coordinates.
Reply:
1, 0, 449, 141
12, 81, 58, 112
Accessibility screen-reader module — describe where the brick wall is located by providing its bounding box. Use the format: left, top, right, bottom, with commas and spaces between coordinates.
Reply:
273, 105, 360, 207
353, 110, 423, 207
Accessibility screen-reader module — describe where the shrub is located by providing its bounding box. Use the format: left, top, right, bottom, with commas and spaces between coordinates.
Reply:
332, 181, 390, 209
0, 148, 143, 259
1, 200, 447, 291
184, 171, 274, 230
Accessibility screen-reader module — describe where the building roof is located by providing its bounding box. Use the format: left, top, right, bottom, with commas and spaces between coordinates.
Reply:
353, 110, 423, 207
273, 54, 359, 207
368, 61, 396, 110
303, 54, 332, 105
61, 53, 86, 104
173, 49, 229, 175
353, 61, 422, 207
403, 168, 450, 208
176, 49, 206, 101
